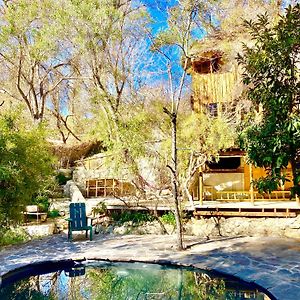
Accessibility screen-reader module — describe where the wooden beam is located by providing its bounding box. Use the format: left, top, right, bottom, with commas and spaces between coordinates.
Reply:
199, 170, 203, 205
194, 211, 297, 217
249, 163, 254, 205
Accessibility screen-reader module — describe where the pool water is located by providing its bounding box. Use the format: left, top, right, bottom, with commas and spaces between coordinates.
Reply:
0, 261, 272, 300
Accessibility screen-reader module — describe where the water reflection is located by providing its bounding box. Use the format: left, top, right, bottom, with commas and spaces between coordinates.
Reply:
0, 261, 272, 300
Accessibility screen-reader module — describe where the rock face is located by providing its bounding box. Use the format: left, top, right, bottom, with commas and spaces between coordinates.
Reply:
187, 216, 300, 239
96, 220, 175, 236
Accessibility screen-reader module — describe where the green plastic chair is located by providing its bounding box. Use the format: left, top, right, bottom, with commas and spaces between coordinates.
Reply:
67, 203, 93, 241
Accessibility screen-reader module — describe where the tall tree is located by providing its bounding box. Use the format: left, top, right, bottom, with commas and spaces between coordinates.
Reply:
151, 0, 219, 250
0, 0, 82, 142
66, 0, 154, 190
238, 4, 300, 196
177, 112, 236, 205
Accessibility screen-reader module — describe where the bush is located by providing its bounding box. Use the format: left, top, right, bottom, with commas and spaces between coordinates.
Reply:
0, 112, 55, 227
160, 212, 176, 226
111, 211, 155, 225
48, 209, 60, 218
56, 172, 72, 185
0, 227, 30, 247
92, 202, 107, 216
32, 195, 50, 212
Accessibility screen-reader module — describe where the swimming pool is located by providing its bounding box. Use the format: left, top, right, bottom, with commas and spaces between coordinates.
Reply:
0, 260, 274, 299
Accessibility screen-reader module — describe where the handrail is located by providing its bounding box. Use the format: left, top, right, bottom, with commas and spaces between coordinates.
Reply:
215, 190, 291, 201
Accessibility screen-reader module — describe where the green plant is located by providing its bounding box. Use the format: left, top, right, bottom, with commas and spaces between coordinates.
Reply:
0, 111, 55, 227
56, 172, 71, 185
160, 212, 176, 226
0, 227, 30, 247
111, 211, 155, 225
92, 202, 107, 216
48, 209, 60, 218
32, 195, 50, 212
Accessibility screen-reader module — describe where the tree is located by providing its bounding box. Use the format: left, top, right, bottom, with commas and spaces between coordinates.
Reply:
0, 111, 54, 227
0, 0, 82, 142
151, 0, 220, 250
63, 0, 156, 190
237, 4, 300, 196
177, 112, 236, 205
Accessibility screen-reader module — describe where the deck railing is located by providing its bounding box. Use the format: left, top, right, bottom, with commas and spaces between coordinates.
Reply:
202, 187, 291, 202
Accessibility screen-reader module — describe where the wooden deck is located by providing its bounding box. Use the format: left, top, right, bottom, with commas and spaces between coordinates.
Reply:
86, 196, 300, 218
193, 201, 300, 218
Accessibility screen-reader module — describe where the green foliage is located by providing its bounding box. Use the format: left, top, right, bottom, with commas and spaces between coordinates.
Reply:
92, 202, 107, 216
111, 211, 155, 225
48, 209, 60, 219
178, 112, 235, 156
176, 111, 236, 186
0, 227, 30, 247
238, 4, 300, 193
254, 175, 286, 194
0, 112, 55, 227
160, 212, 176, 226
56, 172, 71, 186
32, 195, 50, 213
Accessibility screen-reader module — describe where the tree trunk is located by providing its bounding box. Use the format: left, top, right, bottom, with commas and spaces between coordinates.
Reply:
170, 112, 184, 250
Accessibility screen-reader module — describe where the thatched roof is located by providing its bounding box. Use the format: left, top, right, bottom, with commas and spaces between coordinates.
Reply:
187, 31, 252, 74
49, 139, 103, 167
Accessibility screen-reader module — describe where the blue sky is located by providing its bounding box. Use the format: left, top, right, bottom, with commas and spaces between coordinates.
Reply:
139, 0, 207, 93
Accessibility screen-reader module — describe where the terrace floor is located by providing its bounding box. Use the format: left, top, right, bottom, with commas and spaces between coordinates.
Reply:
1, 233, 300, 300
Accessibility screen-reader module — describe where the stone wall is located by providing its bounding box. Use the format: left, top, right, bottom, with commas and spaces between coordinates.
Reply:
186, 216, 300, 239
72, 166, 102, 192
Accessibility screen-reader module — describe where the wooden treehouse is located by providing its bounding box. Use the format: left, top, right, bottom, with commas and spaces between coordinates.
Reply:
187, 43, 300, 218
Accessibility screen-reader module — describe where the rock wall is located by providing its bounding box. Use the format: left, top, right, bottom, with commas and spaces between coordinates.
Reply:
72, 166, 101, 192
186, 216, 300, 239
64, 180, 85, 202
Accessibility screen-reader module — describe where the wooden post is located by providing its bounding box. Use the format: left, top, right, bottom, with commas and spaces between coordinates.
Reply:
199, 169, 203, 206
86, 180, 89, 198
95, 180, 98, 197
249, 163, 254, 205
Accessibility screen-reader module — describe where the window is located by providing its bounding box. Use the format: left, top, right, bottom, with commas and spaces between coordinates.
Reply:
207, 157, 241, 171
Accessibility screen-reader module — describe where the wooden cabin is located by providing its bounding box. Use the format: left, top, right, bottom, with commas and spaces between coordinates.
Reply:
189, 150, 294, 204
188, 41, 297, 211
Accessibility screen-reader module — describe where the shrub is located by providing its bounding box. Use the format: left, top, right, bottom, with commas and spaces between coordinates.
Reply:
111, 211, 155, 225
56, 172, 72, 185
32, 195, 50, 212
0, 112, 55, 227
0, 227, 30, 247
160, 212, 176, 226
92, 202, 107, 216
48, 209, 60, 218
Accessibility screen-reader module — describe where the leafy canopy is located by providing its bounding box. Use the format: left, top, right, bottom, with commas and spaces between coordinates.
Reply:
238, 4, 300, 193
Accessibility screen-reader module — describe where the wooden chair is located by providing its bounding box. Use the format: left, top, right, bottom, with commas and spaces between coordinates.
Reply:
66, 203, 94, 241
